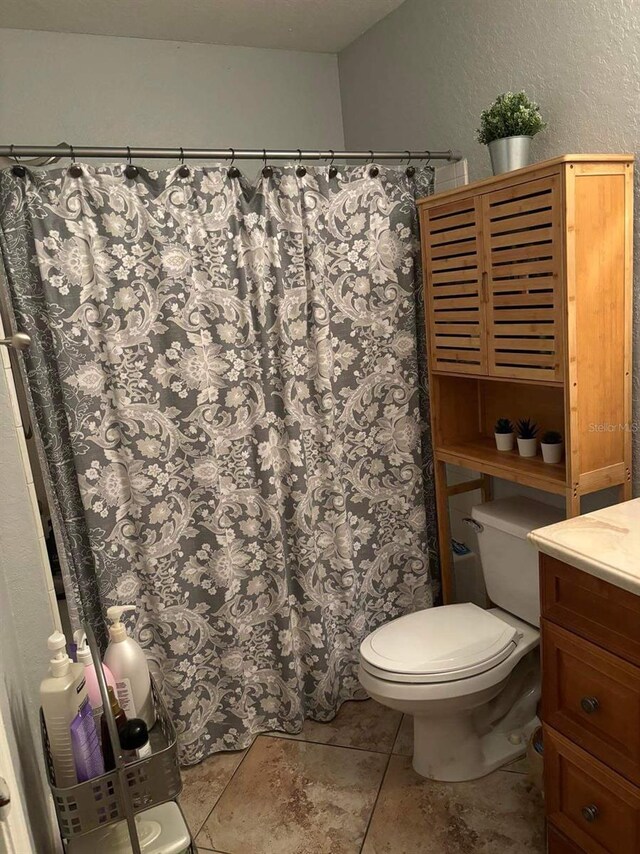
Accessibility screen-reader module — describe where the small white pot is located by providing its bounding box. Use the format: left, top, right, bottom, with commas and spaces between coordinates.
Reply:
541, 442, 563, 464
494, 432, 515, 452
517, 437, 538, 457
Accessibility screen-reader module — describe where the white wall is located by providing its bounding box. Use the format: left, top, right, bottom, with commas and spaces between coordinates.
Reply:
0, 313, 61, 853
339, 0, 640, 492
339, 0, 640, 181
0, 28, 345, 163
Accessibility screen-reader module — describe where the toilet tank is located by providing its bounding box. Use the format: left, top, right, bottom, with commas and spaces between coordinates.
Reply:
471, 496, 564, 627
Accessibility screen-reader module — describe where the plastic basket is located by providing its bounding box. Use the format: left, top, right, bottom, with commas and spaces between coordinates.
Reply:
41, 676, 182, 840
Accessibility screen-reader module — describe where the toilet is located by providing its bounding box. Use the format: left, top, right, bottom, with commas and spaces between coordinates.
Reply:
358, 496, 564, 782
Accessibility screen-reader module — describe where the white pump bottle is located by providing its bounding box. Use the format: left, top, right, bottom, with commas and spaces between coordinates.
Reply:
103, 606, 155, 730
40, 631, 89, 787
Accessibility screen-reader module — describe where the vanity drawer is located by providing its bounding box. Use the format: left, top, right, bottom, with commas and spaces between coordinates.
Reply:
540, 554, 640, 667
542, 620, 640, 784
547, 825, 584, 853
545, 728, 640, 853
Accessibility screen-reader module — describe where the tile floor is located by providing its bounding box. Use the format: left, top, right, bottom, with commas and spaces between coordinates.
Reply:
180, 700, 545, 854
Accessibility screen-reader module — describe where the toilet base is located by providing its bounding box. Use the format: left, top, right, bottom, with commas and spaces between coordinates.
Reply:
412, 712, 539, 781
411, 650, 540, 781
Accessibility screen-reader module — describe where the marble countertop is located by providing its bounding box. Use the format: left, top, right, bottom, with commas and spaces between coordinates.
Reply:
528, 498, 640, 596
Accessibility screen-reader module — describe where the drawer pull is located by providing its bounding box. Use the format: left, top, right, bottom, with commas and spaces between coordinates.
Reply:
580, 696, 599, 714
581, 804, 599, 823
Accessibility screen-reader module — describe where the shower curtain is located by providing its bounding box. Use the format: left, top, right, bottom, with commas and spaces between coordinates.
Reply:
0, 162, 436, 764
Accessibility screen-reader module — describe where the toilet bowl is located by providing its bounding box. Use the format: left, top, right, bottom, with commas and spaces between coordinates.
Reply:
358, 495, 564, 782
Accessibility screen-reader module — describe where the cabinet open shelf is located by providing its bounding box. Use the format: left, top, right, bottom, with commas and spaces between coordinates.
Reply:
435, 436, 566, 494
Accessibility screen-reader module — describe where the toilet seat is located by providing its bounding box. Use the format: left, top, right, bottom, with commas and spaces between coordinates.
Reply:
360, 603, 520, 684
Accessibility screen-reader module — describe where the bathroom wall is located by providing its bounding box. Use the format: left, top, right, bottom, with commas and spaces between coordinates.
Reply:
0, 28, 345, 162
0, 312, 61, 852
339, 0, 640, 493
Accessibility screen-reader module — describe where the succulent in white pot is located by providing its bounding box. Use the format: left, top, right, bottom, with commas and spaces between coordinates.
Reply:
494, 417, 515, 452
541, 430, 563, 464
476, 91, 547, 175
516, 418, 538, 458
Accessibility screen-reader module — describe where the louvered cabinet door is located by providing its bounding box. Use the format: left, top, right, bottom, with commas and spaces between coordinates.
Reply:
482, 175, 564, 382
423, 196, 487, 374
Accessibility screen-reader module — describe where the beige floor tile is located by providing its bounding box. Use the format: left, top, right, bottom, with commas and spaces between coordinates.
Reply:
269, 699, 402, 754
179, 749, 246, 837
361, 755, 545, 854
392, 714, 413, 756
197, 734, 388, 854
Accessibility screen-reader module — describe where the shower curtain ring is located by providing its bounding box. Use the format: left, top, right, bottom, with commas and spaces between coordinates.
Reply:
228, 148, 240, 180
68, 145, 82, 178
368, 150, 379, 178
296, 149, 306, 178
405, 150, 416, 178
125, 145, 138, 179
328, 150, 337, 180
9, 145, 26, 178
262, 149, 273, 179
178, 147, 190, 178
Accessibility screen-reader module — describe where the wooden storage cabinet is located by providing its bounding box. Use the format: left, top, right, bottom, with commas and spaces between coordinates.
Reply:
418, 155, 633, 603
423, 196, 487, 374
541, 554, 640, 852
482, 174, 563, 383
423, 171, 564, 383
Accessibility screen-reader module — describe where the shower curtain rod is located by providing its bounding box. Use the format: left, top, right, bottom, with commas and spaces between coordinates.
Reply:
0, 145, 462, 162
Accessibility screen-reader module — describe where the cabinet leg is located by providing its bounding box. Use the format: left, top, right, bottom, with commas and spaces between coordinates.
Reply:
434, 460, 454, 604
565, 489, 581, 518
621, 477, 632, 502
480, 474, 492, 504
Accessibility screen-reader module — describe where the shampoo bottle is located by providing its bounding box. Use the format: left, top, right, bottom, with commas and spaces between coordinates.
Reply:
73, 630, 117, 730
103, 606, 155, 729
40, 631, 92, 787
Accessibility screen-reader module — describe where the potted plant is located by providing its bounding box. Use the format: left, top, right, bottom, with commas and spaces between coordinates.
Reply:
540, 430, 563, 464
494, 417, 515, 452
516, 418, 538, 457
476, 91, 547, 175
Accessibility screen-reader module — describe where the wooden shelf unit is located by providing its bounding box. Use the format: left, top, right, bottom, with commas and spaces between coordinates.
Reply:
417, 155, 634, 603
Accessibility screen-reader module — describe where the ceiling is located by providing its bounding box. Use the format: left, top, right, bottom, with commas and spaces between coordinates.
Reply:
0, 0, 405, 53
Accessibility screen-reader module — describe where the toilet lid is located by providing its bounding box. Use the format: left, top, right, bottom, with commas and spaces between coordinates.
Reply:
360, 604, 519, 683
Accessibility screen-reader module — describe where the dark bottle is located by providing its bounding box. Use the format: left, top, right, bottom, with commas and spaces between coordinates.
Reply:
101, 686, 128, 771
119, 718, 152, 762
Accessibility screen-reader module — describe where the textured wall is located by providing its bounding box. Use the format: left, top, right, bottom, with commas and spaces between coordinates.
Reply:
0, 28, 345, 160
339, 0, 640, 492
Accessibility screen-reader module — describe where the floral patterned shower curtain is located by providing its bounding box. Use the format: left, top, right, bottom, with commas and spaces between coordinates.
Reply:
0, 163, 436, 764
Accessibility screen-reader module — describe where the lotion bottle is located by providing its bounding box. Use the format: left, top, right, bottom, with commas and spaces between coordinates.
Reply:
73, 630, 117, 730
104, 606, 155, 729
40, 631, 90, 787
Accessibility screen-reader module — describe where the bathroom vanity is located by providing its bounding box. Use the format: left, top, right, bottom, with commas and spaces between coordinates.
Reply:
530, 499, 640, 853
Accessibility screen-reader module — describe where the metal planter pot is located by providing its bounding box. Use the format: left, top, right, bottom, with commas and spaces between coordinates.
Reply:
487, 135, 532, 175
